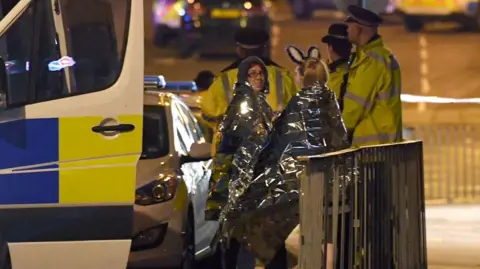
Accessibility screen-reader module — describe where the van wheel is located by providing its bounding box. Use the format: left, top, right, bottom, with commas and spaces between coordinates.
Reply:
403, 15, 424, 32
0, 239, 11, 269
180, 211, 195, 269
461, 18, 480, 31
464, 7, 480, 31
178, 38, 194, 59
154, 25, 173, 47
292, 0, 313, 20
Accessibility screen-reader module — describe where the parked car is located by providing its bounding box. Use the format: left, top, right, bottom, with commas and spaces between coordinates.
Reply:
128, 78, 221, 268
152, 0, 184, 47
152, 0, 272, 57
175, 91, 214, 143
180, 0, 272, 57
396, 0, 480, 32
290, 0, 397, 19
144, 75, 214, 143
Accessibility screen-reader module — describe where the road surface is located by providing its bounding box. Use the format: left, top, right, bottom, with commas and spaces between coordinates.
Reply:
144, 3, 480, 202
144, 5, 480, 127
144, 7, 480, 101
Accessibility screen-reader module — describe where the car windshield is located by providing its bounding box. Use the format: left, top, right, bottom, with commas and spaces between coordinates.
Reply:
141, 105, 169, 159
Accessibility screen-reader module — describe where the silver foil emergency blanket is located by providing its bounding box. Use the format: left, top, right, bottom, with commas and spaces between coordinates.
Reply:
206, 56, 273, 222
217, 82, 351, 264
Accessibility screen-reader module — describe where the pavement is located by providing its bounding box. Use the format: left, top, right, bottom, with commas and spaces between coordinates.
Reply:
250, 204, 480, 269
426, 204, 480, 268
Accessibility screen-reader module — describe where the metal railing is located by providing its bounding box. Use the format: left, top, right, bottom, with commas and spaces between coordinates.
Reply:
298, 141, 428, 269
406, 125, 480, 203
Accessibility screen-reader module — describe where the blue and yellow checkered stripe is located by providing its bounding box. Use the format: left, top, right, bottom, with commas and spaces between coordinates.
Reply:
0, 115, 142, 205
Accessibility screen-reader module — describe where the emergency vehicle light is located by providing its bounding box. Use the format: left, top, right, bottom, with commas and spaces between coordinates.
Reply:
144, 75, 166, 89
144, 75, 198, 93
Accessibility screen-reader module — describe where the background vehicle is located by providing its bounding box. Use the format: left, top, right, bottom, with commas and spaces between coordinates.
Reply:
396, 0, 480, 32
0, 0, 143, 268
130, 77, 220, 268
290, 0, 397, 20
152, 0, 184, 46
177, 0, 272, 57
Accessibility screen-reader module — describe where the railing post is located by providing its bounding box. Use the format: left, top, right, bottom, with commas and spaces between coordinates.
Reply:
298, 141, 427, 269
299, 163, 326, 269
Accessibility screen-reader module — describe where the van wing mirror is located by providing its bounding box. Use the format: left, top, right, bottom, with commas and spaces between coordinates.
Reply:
189, 142, 212, 159
180, 142, 212, 164
0, 57, 7, 109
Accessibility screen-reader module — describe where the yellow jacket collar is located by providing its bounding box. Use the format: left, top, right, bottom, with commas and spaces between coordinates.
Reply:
358, 35, 384, 52
350, 36, 384, 68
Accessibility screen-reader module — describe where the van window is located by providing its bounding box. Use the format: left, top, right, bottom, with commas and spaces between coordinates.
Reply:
0, 0, 130, 106
141, 105, 170, 159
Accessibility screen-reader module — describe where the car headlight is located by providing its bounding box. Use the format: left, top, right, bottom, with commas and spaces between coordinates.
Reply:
135, 174, 180, 206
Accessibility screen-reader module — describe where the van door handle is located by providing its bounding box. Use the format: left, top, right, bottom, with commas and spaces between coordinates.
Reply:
91, 124, 135, 133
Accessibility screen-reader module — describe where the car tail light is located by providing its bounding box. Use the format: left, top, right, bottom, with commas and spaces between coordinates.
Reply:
187, 0, 207, 16
242, 1, 267, 16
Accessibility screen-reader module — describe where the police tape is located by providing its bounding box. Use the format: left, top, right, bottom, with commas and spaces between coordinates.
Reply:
401, 94, 480, 104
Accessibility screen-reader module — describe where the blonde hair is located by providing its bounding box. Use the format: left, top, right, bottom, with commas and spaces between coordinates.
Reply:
302, 58, 329, 88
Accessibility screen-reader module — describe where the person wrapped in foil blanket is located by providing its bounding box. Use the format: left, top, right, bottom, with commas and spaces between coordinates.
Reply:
205, 56, 274, 222
219, 46, 351, 264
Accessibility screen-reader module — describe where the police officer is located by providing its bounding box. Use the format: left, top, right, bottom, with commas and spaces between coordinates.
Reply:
194, 70, 215, 91
321, 23, 352, 105
193, 70, 216, 142
342, 5, 402, 146
201, 27, 298, 152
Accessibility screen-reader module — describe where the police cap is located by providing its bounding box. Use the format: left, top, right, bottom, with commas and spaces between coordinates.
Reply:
234, 28, 270, 49
344, 5, 383, 27
321, 23, 349, 44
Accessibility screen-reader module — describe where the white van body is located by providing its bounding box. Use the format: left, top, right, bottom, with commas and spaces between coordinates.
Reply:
0, 0, 143, 268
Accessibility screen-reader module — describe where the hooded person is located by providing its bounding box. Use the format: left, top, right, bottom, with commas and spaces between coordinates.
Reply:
201, 28, 298, 160
206, 56, 273, 221
216, 46, 350, 268
205, 56, 275, 269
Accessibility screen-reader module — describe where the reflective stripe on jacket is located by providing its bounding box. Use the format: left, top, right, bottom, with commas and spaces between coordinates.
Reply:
342, 37, 403, 146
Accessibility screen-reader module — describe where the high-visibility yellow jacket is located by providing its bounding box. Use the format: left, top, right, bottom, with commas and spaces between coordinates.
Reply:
201, 64, 298, 154
327, 58, 349, 101
342, 37, 403, 147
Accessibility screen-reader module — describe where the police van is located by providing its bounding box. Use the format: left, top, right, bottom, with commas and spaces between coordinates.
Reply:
397, 0, 480, 31
0, 0, 144, 268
